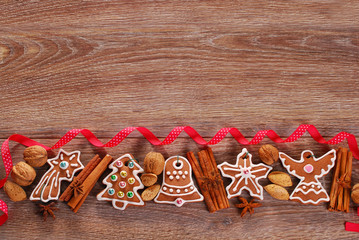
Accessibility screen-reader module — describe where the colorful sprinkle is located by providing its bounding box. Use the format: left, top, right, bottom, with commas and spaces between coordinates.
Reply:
108, 188, 115, 195
119, 181, 126, 188
115, 160, 123, 168
117, 191, 124, 198
128, 178, 135, 184
128, 161, 134, 168
127, 191, 134, 198
59, 161, 69, 170
120, 170, 127, 178
110, 175, 117, 181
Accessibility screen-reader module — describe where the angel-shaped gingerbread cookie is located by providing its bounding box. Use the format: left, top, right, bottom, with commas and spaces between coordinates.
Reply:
218, 148, 272, 200
30, 149, 84, 202
279, 149, 336, 205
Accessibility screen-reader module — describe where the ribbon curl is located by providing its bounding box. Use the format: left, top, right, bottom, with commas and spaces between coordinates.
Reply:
1, 124, 359, 226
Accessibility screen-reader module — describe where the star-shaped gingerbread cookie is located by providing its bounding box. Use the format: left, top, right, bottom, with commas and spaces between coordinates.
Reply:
218, 148, 272, 200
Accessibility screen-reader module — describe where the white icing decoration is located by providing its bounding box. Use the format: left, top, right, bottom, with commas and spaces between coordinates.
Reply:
30, 149, 83, 202
169, 175, 174, 180
166, 171, 171, 175
178, 171, 183, 175
176, 175, 180, 180
66, 170, 70, 178
70, 163, 79, 167
176, 189, 180, 193
173, 160, 183, 170
169, 188, 173, 193
279, 149, 336, 205
70, 155, 76, 161
217, 148, 272, 200
96, 153, 144, 210
154, 156, 204, 206
185, 189, 188, 193
182, 175, 186, 179
163, 187, 167, 191
190, 186, 194, 190
173, 171, 177, 175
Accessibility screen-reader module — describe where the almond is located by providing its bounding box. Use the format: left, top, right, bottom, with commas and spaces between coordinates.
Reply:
141, 184, 161, 201
259, 144, 279, 165
144, 152, 165, 175
11, 162, 36, 186
268, 171, 292, 187
23, 145, 48, 167
4, 180, 27, 202
264, 184, 289, 200
351, 183, 359, 204
141, 173, 158, 187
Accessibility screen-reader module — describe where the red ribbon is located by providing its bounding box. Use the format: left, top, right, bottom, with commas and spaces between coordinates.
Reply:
1, 124, 359, 226
345, 208, 359, 232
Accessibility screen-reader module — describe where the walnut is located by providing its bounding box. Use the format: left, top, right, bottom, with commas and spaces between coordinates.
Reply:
3, 180, 27, 202
23, 145, 48, 167
144, 152, 165, 175
351, 183, 359, 204
11, 162, 36, 186
258, 144, 279, 165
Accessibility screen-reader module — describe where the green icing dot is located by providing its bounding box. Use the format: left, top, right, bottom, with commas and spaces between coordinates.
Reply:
110, 175, 117, 181
127, 191, 134, 198
128, 161, 134, 168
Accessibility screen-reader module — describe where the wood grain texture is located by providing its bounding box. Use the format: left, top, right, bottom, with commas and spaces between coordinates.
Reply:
1, 0, 359, 239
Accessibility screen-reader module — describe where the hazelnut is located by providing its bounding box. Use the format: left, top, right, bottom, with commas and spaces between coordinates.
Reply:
11, 162, 36, 186
351, 183, 359, 204
3, 180, 27, 202
144, 152, 165, 175
23, 145, 48, 167
258, 144, 279, 165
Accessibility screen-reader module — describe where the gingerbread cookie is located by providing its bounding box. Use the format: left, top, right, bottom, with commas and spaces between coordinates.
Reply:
97, 154, 145, 210
30, 149, 84, 202
217, 148, 272, 200
279, 149, 336, 205
154, 156, 203, 207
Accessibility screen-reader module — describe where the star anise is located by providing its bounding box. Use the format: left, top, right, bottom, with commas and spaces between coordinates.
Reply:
235, 197, 262, 217
38, 202, 59, 221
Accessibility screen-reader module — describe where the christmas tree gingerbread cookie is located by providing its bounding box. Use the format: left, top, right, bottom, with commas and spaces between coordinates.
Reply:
279, 149, 336, 205
218, 148, 272, 200
30, 149, 84, 202
97, 154, 145, 210
154, 156, 203, 207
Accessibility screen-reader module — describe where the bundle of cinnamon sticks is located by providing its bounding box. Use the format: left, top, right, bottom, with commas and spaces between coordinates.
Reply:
187, 148, 229, 213
59, 154, 113, 213
328, 147, 352, 212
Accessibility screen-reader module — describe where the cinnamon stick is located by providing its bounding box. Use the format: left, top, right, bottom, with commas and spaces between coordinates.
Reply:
187, 152, 216, 213
337, 148, 348, 211
207, 148, 230, 208
343, 151, 352, 213
198, 151, 219, 210
201, 150, 225, 210
68, 154, 113, 212
59, 154, 101, 201
328, 148, 342, 211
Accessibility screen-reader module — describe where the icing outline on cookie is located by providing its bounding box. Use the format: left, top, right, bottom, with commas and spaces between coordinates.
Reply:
279, 149, 336, 205
217, 148, 272, 200
97, 154, 144, 210
30, 149, 84, 202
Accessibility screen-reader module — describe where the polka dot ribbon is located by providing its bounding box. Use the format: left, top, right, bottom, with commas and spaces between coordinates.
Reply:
0, 124, 359, 226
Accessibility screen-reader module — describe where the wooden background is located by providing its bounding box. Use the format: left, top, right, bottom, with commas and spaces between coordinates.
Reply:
1, 0, 359, 239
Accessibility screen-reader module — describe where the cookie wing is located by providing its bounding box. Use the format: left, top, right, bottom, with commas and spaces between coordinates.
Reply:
313, 149, 336, 176
279, 152, 304, 177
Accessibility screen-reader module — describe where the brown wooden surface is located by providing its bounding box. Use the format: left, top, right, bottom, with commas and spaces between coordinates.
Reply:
1, 1, 359, 239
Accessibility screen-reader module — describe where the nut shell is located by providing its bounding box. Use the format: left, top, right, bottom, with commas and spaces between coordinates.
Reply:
11, 162, 36, 186
144, 152, 165, 175
264, 184, 289, 201
4, 180, 27, 202
351, 183, 359, 204
23, 145, 48, 167
259, 144, 279, 165
141, 173, 158, 187
141, 184, 161, 201
268, 171, 293, 187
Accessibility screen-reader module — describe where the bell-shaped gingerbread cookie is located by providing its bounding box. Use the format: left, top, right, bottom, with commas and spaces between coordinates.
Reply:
154, 156, 203, 207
